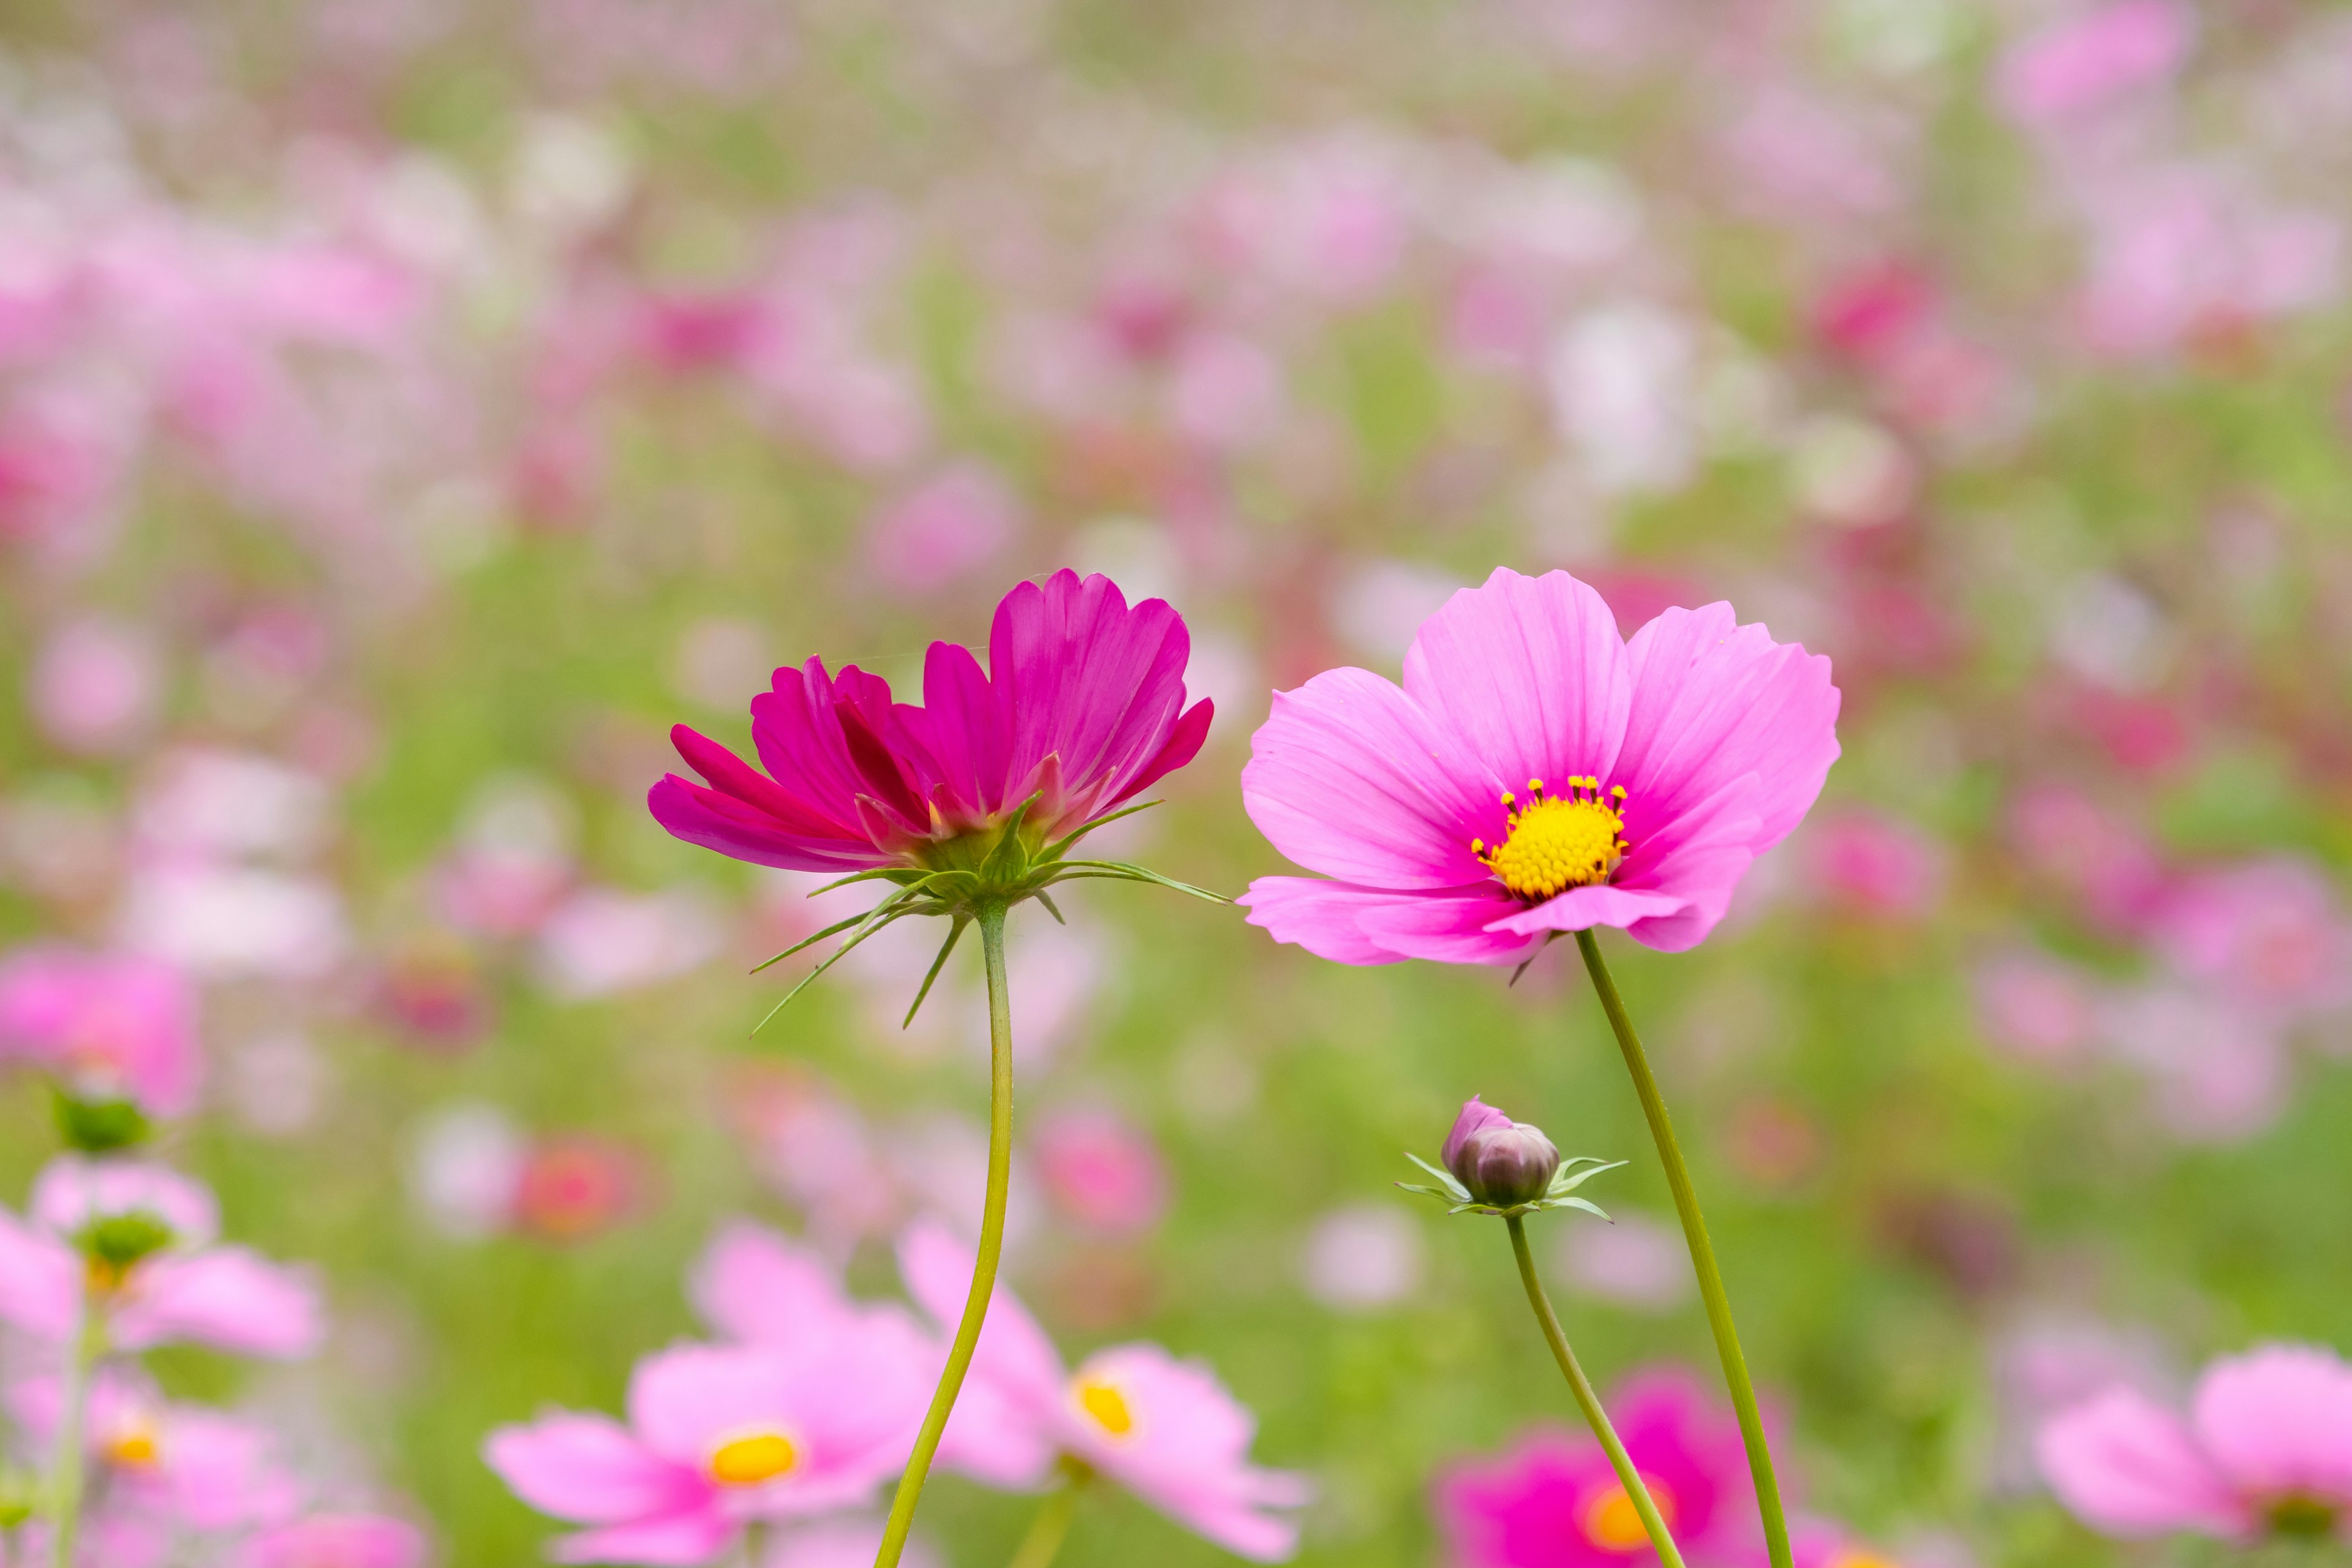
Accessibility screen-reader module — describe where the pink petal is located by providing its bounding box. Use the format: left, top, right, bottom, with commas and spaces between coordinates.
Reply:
32, 1158, 218, 1245
1614, 603, 1840, 865
912, 641, 1007, 821
1401, 568, 1632, 803
1354, 886, 1546, 967
1616, 775, 1767, 952
2190, 1344, 2352, 1504
1235, 878, 1414, 966
0, 1207, 79, 1340
113, 1247, 323, 1358
484, 1412, 706, 1525
2037, 1387, 2250, 1537
688, 1221, 850, 1345
627, 1344, 796, 1468
549, 1509, 736, 1566
1112, 697, 1215, 810
1484, 883, 1692, 940
897, 1220, 1067, 1414
1241, 669, 1504, 889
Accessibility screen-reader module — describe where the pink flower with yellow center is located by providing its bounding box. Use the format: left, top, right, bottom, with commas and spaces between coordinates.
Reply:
2038, 1343, 2352, 1544
1433, 1369, 1761, 1567
1239, 568, 1839, 963
897, 1221, 1310, 1561
0, 946, 201, 1119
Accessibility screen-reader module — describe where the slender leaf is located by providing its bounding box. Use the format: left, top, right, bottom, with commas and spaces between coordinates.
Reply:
903, 914, 970, 1028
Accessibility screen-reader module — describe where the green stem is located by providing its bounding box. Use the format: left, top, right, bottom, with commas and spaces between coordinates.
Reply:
1005, 1461, 1090, 1568
1507, 1215, 1684, 1567
47, 1294, 101, 1568
1574, 930, 1792, 1568
874, 900, 1016, 1568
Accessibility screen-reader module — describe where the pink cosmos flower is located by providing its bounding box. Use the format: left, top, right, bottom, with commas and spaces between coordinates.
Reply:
1433, 1368, 1761, 1567
2038, 1343, 2352, 1542
898, 1221, 1310, 1560
1033, 1107, 1170, 1235
1997, 0, 2193, 127
1240, 568, 1839, 962
10, 1367, 300, 1536
2150, 858, 2352, 1022
863, 464, 1022, 596
0, 1156, 322, 1358
649, 571, 1212, 873
238, 1514, 430, 1568
0, 946, 202, 1117
1802, 810, 1947, 921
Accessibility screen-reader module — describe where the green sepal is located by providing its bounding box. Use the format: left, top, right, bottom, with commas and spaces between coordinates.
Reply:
903, 914, 971, 1029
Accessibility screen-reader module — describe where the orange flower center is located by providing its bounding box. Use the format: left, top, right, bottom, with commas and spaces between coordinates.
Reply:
1473, 778, 1629, 901
707, 1431, 798, 1486
104, 1425, 161, 1469
1578, 1475, 1676, 1551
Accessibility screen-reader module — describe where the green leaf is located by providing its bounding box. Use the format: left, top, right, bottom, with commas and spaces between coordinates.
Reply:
1545, 1197, 1612, 1221
807, 866, 919, 898
1551, 1158, 1627, 1194
1403, 1152, 1472, 1202
752, 903, 923, 1033
1054, 859, 1228, 903
748, 910, 875, 974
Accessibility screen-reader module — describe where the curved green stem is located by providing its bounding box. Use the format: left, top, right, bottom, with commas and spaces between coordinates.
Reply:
47, 1295, 101, 1568
1507, 1215, 1684, 1567
874, 900, 1017, 1568
1005, 1461, 1090, 1568
1574, 930, 1792, 1568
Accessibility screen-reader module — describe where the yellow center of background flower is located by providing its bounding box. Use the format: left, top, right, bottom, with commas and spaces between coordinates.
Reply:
1473, 778, 1629, 901
1074, 1376, 1136, 1437
104, 1428, 160, 1469
708, 1431, 798, 1485
1829, 1553, 1903, 1568
1579, 1476, 1675, 1551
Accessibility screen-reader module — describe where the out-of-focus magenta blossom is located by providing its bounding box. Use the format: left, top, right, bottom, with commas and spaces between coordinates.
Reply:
1997, 0, 2194, 127
2152, 858, 2352, 1021
1804, 810, 1947, 921
512, 1136, 644, 1242
863, 464, 1021, 596
1790, 1525, 1904, 1568
1240, 568, 1839, 962
2008, 785, 2166, 937
2038, 1343, 2352, 1542
0, 946, 202, 1117
899, 1221, 1310, 1560
238, 1514, 430, 1568
1433, 1368, 1762, 1566
484, 1329, 933, 1566
1033, 1107, 1169, 1235
650, 571, 1212, 875
0, 1156, 322, 1358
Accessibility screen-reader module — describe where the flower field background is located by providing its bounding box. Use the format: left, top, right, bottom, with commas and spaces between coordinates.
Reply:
2, 1, 2351, 1564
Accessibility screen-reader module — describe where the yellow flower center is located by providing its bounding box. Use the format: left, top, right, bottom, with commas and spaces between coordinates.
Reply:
1473, 778, 1629, 902
104, 1426, 161, 1469
1579, 1475, 1675, 1551
1074, 1375, 1136, 1439
707, 1431, 799, 1486
1830, 1555, 1903, 1568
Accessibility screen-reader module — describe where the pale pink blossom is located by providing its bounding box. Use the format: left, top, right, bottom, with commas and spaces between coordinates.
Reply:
1804, 810, 1947, 919
1032, 1107, 1169, 1236
1997, 1, 2194, 127
238, 1514, 430, 1568
29, 617, 161, 756
863, 463, 1021, 595
2039, 1343, 2352, 1542
1972, 949, 2101, 1066
899, 1221, 1309, 1559
533, 887, 724, 1000
0, 945, 202, 1116
10, 1368, 300, 1535
2151, 858, 2352, 1022
0, 1156, 322, 1357
1299, 1204, 1424, 1313
1557, 1209, 1692, 1313
2100, 986, 2289, 1144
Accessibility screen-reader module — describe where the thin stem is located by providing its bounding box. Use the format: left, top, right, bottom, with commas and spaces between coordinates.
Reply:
1005, 1462, 1089, 1568
1506, 1216, 1685, 1568
46, 1292, 101, 1568
1574, 930, 1792, 1568
873, 900, 1017, 1568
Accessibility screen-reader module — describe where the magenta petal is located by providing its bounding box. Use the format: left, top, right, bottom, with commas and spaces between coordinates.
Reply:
1615, 604, 1840, 859
1354, 886, 1542, 966
1403, 567, 1633, 797
1113, 696, 1215, 809
648, 777, 888, 873
1615, 775, 1766, 953
2189, 1344, 2352, 1503
915, 640, 1008, 820
992, 571, 1194, 820
483, 1414, 702, 1525
1441, 1098, 1514, 1168
1242, 668, 1503, 889
670, 725, 853, 843
2038, 1387, 2250, 1539
1235, 878, 1409, 967
1484, 883, 1691, 939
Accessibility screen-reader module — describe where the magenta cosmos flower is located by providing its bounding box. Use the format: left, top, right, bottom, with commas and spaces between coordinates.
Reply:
0, 946, 201, 1118
2038, 1343, 2352, 1542
0, 1157, 320, 1358
649, 570, 1210, 881
1240, 569, 1839, 962
898, 1221, 1310, 1561
1434, 1368, 1760, 1567
484, 1324, 934, 1564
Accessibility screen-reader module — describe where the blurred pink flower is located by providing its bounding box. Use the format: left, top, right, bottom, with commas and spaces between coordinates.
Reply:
2038, 1343, 2352, 1542
0, 1156, 322, 1357
29, 617, 161, 756
863, 464, 1021, 595
1165, 333, 1286, 453
533, 888, 723, 1000
1434, 1368, 1761, 1566
484, 1332, 932, 1564
1558, 1210, 1692, 1314
1971, 949, 2101, 1066
1196, 132, 1415, 303
2075, 173, 2342, 358
408, 1102, 528, 1240
513, 1137, 643, 1243
116, 861, 349, 981
650, 571, 1213, 872
1804, 810, 1947, 920
134, 750, 334, 863
2100, 986, 2289, 1144
1033, 1107, 1169, 1235
10, 1368, 300, 1535
1299, 1204, 1425, 1313
635, 289, 771, 375
2008, 785, 2166, 936
764, 1518, 937, 1568
1997, 1, 2193, 126
0, 945, 202, 1116
1242, 568, 1840, 962
899, 1221, 1310, 1559
239, 1514, 429, 1568
2151, 858, 2352, 1022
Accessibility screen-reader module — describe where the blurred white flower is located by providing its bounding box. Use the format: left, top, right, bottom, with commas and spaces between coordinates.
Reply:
118, 862, 349, 979
1548, 302, 1696, 495
134, 749, 334, 862
1329, 559, 1464, 665
409, 1101, 527, 1240
1557, 1208, 1693, 1312
533, 886, 725, 1000
1302, 1204, 1424, 1312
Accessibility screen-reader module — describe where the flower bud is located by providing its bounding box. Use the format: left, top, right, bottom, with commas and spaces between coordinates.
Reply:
1444, 1099, 1561, 1207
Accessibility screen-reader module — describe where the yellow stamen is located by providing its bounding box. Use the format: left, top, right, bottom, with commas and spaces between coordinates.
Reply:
708, 1431, 798, 1486
1473, 778, 1630, 901
1580, 1476, 1676, 1550
1829, 1555, 1902, 1568
105, 1428, 160, 1469
1074, 1376, 1136, 1438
